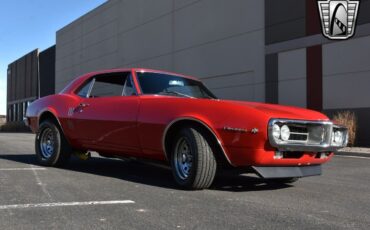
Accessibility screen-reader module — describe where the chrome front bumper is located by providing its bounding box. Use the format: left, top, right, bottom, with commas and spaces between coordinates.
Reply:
268, 119, 348, 152
23, 117, 30, 127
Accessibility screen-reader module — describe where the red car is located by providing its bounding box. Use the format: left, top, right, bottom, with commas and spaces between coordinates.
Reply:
25, 68, 348, 189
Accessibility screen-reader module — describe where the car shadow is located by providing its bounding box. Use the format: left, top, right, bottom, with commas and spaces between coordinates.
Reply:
0, 154, 292, 192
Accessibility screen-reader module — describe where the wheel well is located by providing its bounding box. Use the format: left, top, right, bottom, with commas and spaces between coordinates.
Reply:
164, 120, 231, 168
39, 111, 60, 127
38, 111, 72, 147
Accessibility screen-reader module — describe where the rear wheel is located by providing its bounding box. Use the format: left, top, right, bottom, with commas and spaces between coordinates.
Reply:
171, 127, 217, 190
35, 120, 72, 166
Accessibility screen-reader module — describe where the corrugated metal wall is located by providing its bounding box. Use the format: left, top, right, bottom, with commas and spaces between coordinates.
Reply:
39, 46, 56, 97
7, 49, 39, 122
7, 47, 56, 122
7, 49, 39, 103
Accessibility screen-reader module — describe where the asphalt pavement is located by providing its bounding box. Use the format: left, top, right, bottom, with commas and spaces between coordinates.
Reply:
0, 133, 369, 230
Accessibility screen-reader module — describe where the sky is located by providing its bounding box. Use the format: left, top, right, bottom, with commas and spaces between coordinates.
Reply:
0, 0, 106, 115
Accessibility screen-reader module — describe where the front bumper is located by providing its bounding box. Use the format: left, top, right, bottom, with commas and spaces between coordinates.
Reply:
253, 165, 321, 178
223, 146, 333, 167
23, 117, 30, 127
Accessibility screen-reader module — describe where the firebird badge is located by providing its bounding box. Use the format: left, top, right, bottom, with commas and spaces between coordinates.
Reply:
251, 128, 259, 134
223, 127, 247, 133
318, 0, 360, 40
223, 127, 259, 134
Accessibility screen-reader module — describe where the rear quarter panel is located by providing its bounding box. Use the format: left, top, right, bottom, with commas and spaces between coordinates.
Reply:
26, 94, 80, 145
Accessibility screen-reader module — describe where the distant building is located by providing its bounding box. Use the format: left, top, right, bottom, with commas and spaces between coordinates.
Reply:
7, 46, 55, 122
6, 0, 370, 146
0, 115, 5, 125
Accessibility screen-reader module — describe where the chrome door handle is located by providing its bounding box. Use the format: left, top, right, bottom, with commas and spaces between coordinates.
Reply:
79, 103, 90, 108
74, 103, 90, 113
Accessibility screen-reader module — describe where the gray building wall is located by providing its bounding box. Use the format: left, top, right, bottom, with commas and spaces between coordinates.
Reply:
265, 0, 306, 44
278, 48, 306, 108
55, 0, 265, 102
323, 36, 370, 110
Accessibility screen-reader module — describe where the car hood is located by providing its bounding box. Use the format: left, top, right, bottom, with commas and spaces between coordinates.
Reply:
221, 100, 329, 121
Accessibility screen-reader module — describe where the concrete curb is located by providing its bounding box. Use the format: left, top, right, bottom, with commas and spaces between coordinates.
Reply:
335, 151, 370, 158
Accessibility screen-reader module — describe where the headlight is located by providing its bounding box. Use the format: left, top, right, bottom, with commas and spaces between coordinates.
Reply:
272, 124, 281, 140
334, 131, 343, 144
271, 124, 290, 142
280, 125, 290, 141
331, 127, 348, 147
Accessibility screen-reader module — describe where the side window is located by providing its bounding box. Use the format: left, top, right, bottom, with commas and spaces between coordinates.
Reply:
122, 75, 136, 96
90, 74, 125, 98
75, 72, 136, 98
77, 80, 93, 98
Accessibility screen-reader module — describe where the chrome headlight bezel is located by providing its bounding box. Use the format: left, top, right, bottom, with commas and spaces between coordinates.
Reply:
331, 125, 348, 147
272, 124, 281, 140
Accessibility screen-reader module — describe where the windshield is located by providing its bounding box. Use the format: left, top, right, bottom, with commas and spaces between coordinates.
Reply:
136, 72, 217, 99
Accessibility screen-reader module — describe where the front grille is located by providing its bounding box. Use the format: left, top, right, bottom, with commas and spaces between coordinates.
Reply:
275, 122, 331, 145
287, 125, 308, 142
283, 151, 304, 159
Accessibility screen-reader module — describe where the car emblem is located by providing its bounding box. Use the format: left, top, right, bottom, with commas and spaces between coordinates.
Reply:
223, 127, 247, 133
317, 0, 360, 40
251, 128, 259, 134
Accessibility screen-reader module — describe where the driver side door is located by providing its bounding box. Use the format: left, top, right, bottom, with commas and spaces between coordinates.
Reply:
70, 72, 141, 155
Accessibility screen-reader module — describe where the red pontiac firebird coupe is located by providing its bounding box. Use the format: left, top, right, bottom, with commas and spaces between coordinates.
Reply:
25, 68, 348, 189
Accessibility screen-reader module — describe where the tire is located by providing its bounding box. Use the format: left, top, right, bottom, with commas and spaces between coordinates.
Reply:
268, 177, 299, 184
170, 127, 217, 190
35, 120, 72, 166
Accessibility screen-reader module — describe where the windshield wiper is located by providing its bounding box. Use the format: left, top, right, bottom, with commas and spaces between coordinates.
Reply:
160, 90, 195, 98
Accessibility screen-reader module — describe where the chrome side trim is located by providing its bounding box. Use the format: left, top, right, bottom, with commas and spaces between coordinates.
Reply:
162, 117, 234, 166
268, 119, 347, 152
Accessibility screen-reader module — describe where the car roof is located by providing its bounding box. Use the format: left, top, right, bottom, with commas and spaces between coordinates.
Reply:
84, 68, 199, 81
60, 68, 200, 94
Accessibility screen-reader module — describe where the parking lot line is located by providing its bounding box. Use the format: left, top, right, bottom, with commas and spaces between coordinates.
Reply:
0, 168, 46, 171
0, 200, 135, 210
31, 167, 52, 199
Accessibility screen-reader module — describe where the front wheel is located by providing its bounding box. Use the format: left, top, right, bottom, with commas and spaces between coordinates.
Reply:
35, 120, 72, 166
171, 127, 217, 190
